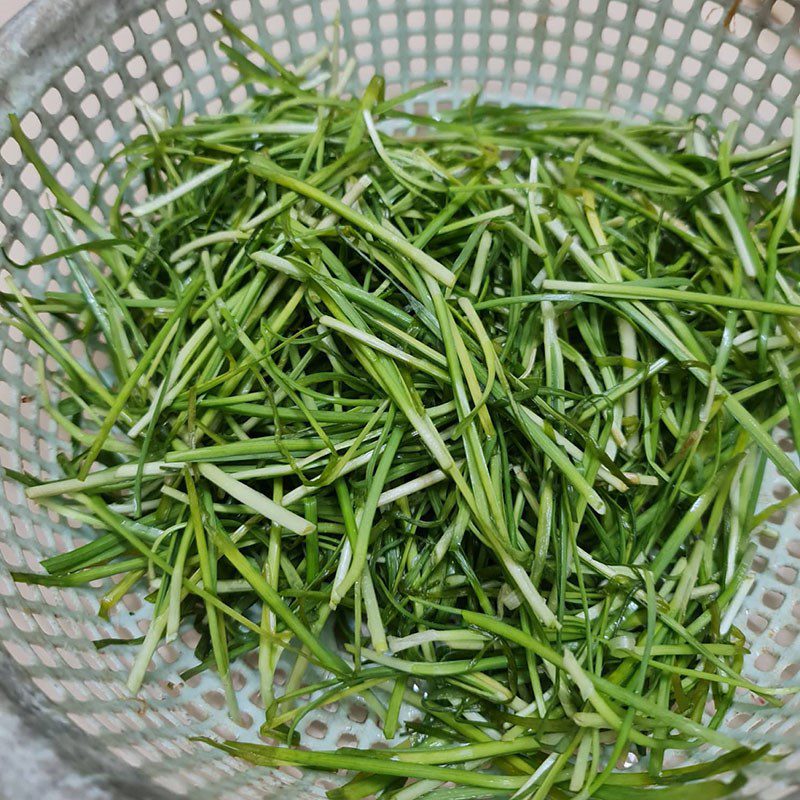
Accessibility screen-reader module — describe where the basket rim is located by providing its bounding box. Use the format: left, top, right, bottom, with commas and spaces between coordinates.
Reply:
0, 0, 150, 117
0, 648, 174, 800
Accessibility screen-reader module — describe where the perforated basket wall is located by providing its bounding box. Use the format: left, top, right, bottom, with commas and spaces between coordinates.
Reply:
1, 0, 800, 797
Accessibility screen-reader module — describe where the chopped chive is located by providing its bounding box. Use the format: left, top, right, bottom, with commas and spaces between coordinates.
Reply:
6, 15, 795, 794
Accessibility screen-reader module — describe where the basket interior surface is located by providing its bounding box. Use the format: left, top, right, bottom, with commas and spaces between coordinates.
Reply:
1, 0, 800, 797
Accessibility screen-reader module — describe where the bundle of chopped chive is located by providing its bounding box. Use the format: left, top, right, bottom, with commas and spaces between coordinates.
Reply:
5, 11, 800, 799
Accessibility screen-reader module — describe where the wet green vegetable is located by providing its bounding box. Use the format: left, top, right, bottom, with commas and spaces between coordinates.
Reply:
5, 13, 800, 799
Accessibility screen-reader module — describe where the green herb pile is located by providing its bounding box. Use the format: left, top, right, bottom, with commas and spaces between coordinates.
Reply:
6, 13, 800, 799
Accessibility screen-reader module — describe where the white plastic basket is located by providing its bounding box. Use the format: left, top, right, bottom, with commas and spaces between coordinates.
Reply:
1, 1, 800, 798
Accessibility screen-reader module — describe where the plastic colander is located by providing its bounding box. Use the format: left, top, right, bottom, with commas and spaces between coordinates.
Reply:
1, 0, 800, 798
